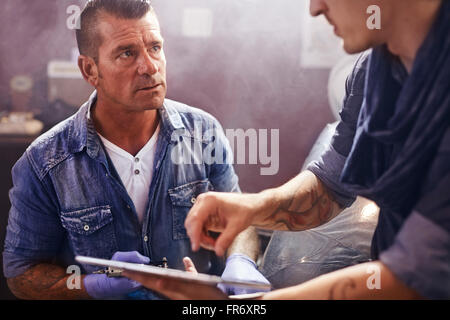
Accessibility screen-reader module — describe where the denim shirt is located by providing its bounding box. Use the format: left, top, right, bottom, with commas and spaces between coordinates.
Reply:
3, 91, 239, 280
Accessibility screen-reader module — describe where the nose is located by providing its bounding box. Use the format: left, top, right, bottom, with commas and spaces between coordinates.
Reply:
310, 0, 327, 17
137, 50, 158, 76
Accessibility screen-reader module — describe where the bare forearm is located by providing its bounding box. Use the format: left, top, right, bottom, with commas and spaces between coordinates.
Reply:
254, 170, 342, 231
7, 263, 91, 300
226, 226, 260, 261
261, 261, 421, 300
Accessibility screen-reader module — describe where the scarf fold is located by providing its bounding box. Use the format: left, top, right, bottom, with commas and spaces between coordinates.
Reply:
340, 1, 450, 214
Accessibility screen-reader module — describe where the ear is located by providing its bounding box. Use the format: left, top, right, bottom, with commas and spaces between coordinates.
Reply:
78, 55, 99, 87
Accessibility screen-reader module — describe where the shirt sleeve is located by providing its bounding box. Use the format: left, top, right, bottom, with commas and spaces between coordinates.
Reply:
206, 118, 241, 194
306, 52, 369, 208
2, 151, 64, 278
380, 129, 450, 299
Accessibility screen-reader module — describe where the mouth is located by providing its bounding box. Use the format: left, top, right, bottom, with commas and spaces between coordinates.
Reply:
137, 84, 161, 92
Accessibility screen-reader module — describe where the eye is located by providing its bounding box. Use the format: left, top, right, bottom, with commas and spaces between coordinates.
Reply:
119, 50, 133, 59
150, 45, 162, 53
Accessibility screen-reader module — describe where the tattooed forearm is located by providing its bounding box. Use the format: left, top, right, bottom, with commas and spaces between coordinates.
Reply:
328, 278, 357, 300
7, 263, 90, 300
260, 261, 423, 300
256, 170, 342, 231
270, 186, 337, 230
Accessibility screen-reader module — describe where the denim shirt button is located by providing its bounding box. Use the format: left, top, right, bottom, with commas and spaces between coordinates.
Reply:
143, 235, 148, 242
83, 225, 90, 231
191, 197, 196, 204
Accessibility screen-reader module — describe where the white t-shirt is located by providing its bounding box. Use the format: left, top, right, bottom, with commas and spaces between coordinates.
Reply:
87, 107, 160, 224
98, 126, 159, 224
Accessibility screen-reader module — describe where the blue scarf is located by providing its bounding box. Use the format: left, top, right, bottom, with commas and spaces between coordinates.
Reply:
340, 1, 450, 214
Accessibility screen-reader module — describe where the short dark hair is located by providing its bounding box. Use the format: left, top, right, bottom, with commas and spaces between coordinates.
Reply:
76, 0, 154, 59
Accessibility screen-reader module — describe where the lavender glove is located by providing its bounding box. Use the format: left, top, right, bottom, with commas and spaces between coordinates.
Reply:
219, 253, 271, 296
83, 251, 150, 299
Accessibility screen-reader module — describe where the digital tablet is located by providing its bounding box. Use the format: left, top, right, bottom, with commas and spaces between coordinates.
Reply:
75, 255, 271, 291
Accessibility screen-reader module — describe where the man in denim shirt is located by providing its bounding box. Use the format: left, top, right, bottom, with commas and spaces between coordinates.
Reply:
2, 0, 267, 299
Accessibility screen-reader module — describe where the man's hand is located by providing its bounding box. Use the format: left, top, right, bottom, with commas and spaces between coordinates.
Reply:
185, 192, 270, 257
185, 171, 342, 257
219, 254, 271, 296
83, 251, 150, 299
123, 257, 228, 300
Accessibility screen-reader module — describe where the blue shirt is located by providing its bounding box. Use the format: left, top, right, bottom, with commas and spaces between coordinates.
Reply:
308, 52, 450, 299
3, 92, 239, 282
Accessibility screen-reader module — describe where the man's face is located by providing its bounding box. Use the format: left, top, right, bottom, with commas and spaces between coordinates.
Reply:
310, 0, 387, 53
95, 11, 167, 111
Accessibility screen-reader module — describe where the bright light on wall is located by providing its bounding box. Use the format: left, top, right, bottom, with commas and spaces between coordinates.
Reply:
182, 8, 213, 38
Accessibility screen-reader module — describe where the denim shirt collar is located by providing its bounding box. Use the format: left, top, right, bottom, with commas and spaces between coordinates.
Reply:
69, 90, 186, 160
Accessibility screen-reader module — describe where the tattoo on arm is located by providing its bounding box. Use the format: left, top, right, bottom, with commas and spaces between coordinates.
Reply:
258, 173, 342, 231
328, 278, 357, 300
7, 264, 90, 300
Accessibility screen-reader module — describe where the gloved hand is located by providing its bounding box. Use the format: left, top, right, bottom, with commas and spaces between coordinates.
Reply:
83, 251, 150, 299
218, 253, 271, 296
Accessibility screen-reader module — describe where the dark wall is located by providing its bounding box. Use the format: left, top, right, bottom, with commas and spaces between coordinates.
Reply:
0, 0, 337, 299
